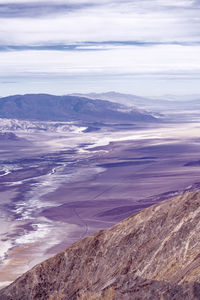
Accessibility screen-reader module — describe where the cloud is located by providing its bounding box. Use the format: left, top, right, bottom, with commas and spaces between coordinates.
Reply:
0, 0, 199, 96
0, 0, 199, 48
1, 45, 200, 77
0, 4, 199, 47
0, 2, 94, 18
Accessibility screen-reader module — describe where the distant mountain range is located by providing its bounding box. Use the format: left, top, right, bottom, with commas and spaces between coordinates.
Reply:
1, 191, 200, 299
72, 91, 200, 112
0, 94, 158, 123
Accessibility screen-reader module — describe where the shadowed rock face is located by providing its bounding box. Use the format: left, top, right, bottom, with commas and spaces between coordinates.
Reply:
1, 191, 200, 299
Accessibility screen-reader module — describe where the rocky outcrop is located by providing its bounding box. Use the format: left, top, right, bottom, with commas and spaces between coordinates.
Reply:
1, 191, 200, 299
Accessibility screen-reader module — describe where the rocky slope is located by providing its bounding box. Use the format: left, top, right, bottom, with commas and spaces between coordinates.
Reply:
1, 191, 200, 299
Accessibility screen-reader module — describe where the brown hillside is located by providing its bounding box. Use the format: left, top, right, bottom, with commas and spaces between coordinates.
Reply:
1, 191, 200, 299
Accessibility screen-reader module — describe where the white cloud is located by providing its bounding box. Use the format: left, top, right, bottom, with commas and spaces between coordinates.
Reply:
155, 0, 195, 7
0, 45, 200, 77
0, 0, 195, 5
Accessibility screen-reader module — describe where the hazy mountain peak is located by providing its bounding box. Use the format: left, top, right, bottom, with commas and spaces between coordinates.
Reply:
71, 91, 200, 114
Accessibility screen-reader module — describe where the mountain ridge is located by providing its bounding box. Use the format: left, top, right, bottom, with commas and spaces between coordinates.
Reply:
0, 94, 158, 123
1, 190, 200, 299
71, 91, 200, 113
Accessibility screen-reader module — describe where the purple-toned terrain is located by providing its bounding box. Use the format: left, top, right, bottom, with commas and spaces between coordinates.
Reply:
0, 117, 200, 287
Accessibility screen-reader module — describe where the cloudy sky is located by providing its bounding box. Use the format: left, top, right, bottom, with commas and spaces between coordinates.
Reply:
0, 0, 200, 97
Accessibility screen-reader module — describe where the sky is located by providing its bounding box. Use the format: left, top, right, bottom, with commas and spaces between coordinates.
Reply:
0, 0, 200, 97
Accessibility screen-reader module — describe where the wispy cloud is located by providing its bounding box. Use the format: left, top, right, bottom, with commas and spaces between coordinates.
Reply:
0, 2, 94, 18
0, 0, 199, 45
1, 44, 200, 75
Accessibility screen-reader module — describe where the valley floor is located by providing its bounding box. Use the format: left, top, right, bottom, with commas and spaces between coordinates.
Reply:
0, 120, 200, 287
